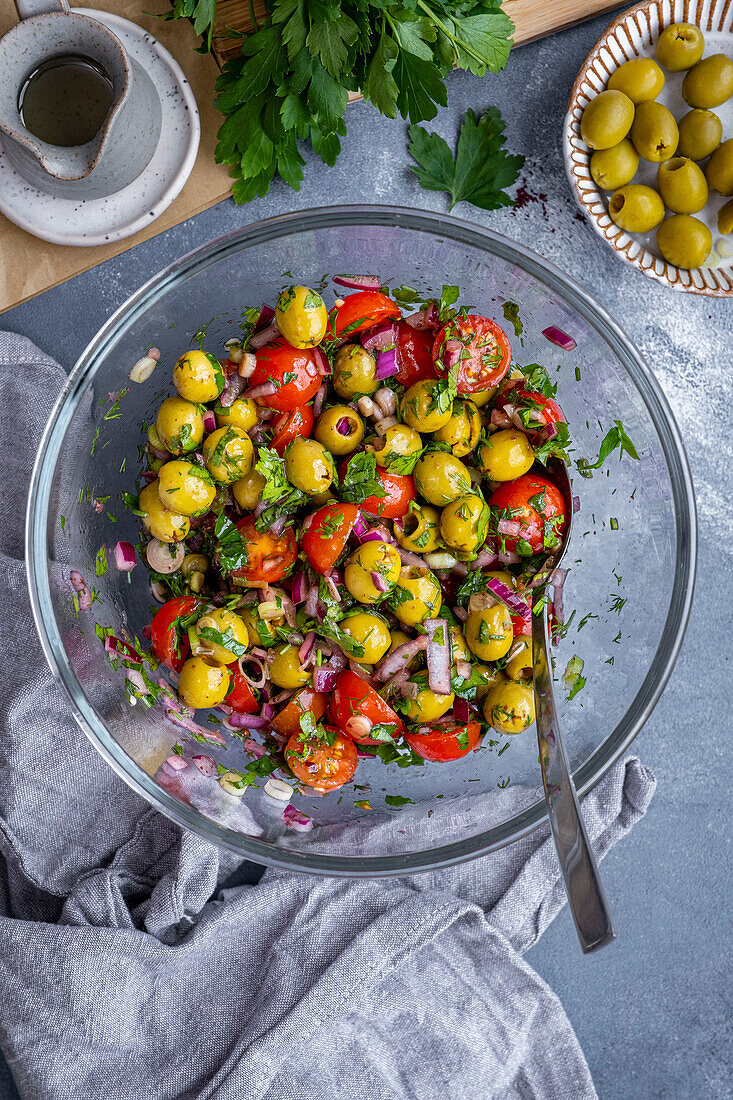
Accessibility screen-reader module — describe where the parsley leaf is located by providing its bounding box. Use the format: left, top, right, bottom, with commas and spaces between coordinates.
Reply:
385, 794, 414, 807
254, 446, 307, 530
576, 421, 640, 477
408, 107, 524, 211
339, 452, 385, 505
214, 513, 249, 575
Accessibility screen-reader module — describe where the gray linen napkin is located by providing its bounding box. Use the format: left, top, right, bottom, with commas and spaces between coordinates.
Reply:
0, 333, 657, 1100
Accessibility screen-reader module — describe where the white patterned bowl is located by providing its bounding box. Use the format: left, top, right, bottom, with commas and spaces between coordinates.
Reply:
563, 0, 733, 296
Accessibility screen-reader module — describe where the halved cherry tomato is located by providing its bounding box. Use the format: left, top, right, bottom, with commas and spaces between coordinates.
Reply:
330, 670, 403, 745
395, 322, 437, 387
332, 290, 400, 339
251, 340, 321, 411
404, 721, 481, 762
272, 686, 327, 738
225, 664, 259, 714
361, 467, 416, 519
271, 403, 313, 455
230, 516, 297, 585
285, 728, 358, 792
150, 596, 199, 672
433, 315, 511, 394
489, 473, 567, 555
514, 388, 565, 435
302, 502, 359, 575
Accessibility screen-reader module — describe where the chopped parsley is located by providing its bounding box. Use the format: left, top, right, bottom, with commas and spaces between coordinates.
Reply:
339, 451, 385, 505
576, 420, 639, 477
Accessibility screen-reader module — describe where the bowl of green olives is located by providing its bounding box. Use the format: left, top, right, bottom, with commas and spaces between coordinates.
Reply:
564, 0, 733, 295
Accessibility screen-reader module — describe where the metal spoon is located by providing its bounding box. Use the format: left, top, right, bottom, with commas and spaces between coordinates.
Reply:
530, 460, 616, 954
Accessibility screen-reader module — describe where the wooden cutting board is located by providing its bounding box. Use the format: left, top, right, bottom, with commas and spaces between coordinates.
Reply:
0, 0, 624, 314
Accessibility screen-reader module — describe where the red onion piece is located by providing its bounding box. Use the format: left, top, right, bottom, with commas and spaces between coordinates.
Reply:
376, 347, 399, 380
282, 804, 314, 832
542, 325, 576, 350
455, 659, 473, 679
425, 618, 451, 696
397, 547, 427, 570
405, 309, 429, 330
453, 697, 471, 723
374, 636, 429, 682
192, 754, 216, 777
237, 656, 267, 690
468, 548, 499, 572
336, 416, 353, 436
269, 516, 288, 539
359, 527, 393, 546
249, 321, 280, 350
298, 630, 316, 665
165, 755, 188, 772
572, 496, 580, 514
370, 570, 390, 594
227, 713, 269, 730
490, 408, 513, 429
304, 583, 319, 620
453, 606, 468, 623
497, 519, 521, 537
498, 549, 522, 565
202, 409, 216, 433
70, 571, 93, 610
313, 666, 339, 692
255, 304, 275, 329
362, 322, 397, 353
333, 274, 382, 290
486, 578, 531, 626
113, 542, 136, 572
324, 572, 341, 603
104, 635, 140, 661
313, 382, 327, 419
399, 680, 420, 700
241, 381, 278, 401
443, 339, 463, 369
313, 347, 330, 376
164, 707, 226, 746
291, 571, 307, 605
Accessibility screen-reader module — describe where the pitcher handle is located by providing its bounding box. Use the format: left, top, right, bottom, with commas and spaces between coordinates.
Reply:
15, 0, 69, 18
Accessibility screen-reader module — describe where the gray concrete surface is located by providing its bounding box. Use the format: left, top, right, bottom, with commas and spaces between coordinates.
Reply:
2, 6, 731, 1098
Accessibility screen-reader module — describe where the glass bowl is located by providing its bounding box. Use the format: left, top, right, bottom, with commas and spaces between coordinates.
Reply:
26, 206, 696, 876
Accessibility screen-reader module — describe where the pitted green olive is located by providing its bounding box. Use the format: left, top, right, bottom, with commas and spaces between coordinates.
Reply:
314, 406, 365, 456
203, 426, 254, 484
580, 90, 635, 150
589, 139, 639, 191
433, 399, 481, 457
440, 493, 490, 554
394, 502, 441, 554
195, 608, 249, 664
656, 214, 712, 268
373, 423, 423, 470
413, 452, 472, 506
706, 139, 733, 196
345, 541, 402, 603
656, 23, 704, 71
240, 606, 281, 648
682, 54, 733, 109
656, 157, 708, 213
156, 397, 204, 456
401, 379, 453, 432
232, 469, 266, 510
139, 480, 190, 544
479, 429, 535, 482
608, 185, 665, 232
506, 637, 533, 682
178, 657, 230, 709
284, 437, 335, 495
157, 460, 216, 517
630, 101, 679, 162
718, 199, 733, 235
465, 604, 513, 662
269, 644, 311, 689
215, 397, 258, 432
173, 350, 225, 403
340, 611, 392, 664
483, 678, 535, 734
275, 285, 328, 349
403, 684, 454, 722
333, 344, 378, 398
677, 109, 722, 160
608, 58, 664, 103
390, 567, 442, 627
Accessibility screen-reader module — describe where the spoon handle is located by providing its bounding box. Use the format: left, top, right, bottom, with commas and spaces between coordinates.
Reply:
532, 601, 616, 954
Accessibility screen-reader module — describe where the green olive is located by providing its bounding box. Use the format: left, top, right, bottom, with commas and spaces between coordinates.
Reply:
402, 685, 454, 722
284, 437, 335, 495
173, 350, 225, 404
589, 139, 639, 191
608, 184, 665, 232
373, 423, 423, 470
479, 429, 534, 482
413, 452, 472, 506
156, 397, 204, 456
194, 608, 249, 664
157, 460, 216, 516
344, 541, 402, 603
630, 101, 679, 162
240, 606, 280, 647
275, 285, 328, 349
440, 493, 489, 554
677, 109, 722, 160
393, 502, 441, 554
390, 567, 442, 627
465, 604, 513, 662
506, 637, 533, 682
717, 199, 733, 235
269, 644, 311, 690
656, 214, 712, 268
450, 625, 471, 664
706, 139, 733, 196
333, 344, 378, 398
339, 611, 391, 664
178, 657, 230, 710
656, 157, 708, 213
432, 399, 481, 457
215, 398, 258, 432
232, 469, 266, 511
202, 426, 254, 485
656, 23, 704, 71
400, 380, 453, 432
608, 58, 665, 103
314, 406, 365, 456
580, 89, 635, 150
682, 54, 733, 109
483, 678, 535, 734
139, 481, 189, 544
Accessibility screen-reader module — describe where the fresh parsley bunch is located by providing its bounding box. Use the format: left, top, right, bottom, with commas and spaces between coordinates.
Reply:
166, 0, 514, 202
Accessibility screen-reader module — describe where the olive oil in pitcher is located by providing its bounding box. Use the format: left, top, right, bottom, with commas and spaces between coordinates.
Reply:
18, 54, 114, 147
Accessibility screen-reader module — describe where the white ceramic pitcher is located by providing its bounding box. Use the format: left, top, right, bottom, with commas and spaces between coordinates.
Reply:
0, 0, 162, 197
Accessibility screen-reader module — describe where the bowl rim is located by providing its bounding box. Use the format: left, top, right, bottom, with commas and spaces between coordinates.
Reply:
25, 204, 697, 877
562, 0, 733, 298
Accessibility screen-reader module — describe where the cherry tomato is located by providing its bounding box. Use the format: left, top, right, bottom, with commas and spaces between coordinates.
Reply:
433, 315, 511, 394
271, 403, 313, 455
489, 473, 567, 556
404, 721, 481, 762
330, 670, 403, 745
251, 340, 321, 412
150, 597, 199, 672
285, 728, 358, 792
332, 290, 400, 339
514, 388, 565, 434
271, 686, 328, 738
230, 516, 297, 585
222, 664, 259, 715
362, 467, 416, 519
395, 322, 437, 387
302, 502, 359, 575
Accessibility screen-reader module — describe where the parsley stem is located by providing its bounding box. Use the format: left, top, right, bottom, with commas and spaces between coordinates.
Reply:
415, 0, 489, 69
247, 0, 259, 32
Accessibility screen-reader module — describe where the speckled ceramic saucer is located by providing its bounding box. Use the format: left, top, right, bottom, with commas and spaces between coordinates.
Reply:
0, 9, 199, 246
564, 0, 733, 297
